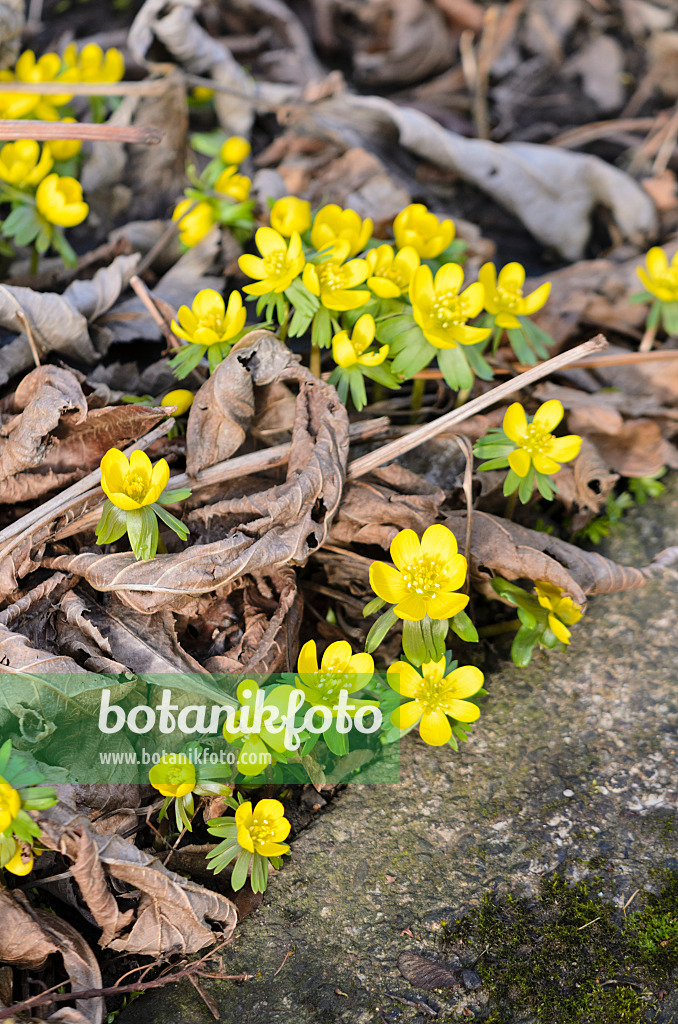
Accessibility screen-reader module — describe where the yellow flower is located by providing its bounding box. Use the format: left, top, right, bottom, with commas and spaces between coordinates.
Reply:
410, 263, 489, 349
148, 753, 196, 798
4, 842, 34, 876
332, 313, 388, 369
369, 524, 468, 621
235, 799, 290, 857
172, 289, 246, 346
503, 400, 582, 478
36, 174, 88, 227
302, 247, 370, 311
479, 262, 551, 330
534, 582, 582, 645
388, 657, 483, 745
311, 203, 372, 257
215, 165, 251, 203
161, 389, 194, 416
393, 203, 454, 259
0, 139, 53, 186
637, 247, 678, 303
223, 681, 296, 777
270, 196, 311, 237
191, 85, 214, 103
239, 227, 305, 295
100, 448, 170, 511
220, 136, 251, 166
366, 244, 420, 298
172, 199, 216, 247
0, 778, 20, 832
63, 42, 125, 84
296, 639, 377, 715
0, 51, 76, 120
47, 118, 82, 161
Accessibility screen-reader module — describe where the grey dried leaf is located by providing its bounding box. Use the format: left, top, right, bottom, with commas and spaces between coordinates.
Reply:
38, 803, 238, 957
0, 886, 104, 1024
331, 464, 446, 548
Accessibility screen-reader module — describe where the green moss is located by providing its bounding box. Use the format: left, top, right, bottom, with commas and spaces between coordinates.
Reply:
441, 873, 676, 1023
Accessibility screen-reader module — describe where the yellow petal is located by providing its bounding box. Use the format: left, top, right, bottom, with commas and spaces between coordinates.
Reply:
359, 345, 388, 367
129, 449, 152, 482
390, 529, 421, 570
235, 801, 254, 829
548, 613, 571, 644
332, 331, 357, 368
302, 264, 319, 296
323, 288, 370, 311
646, 246, 668, 277
256, 840, 290, 857
369, 561, 408, 604
387, 661, 423, 698
420, 524, 458, 564
297, 639, 319, 676
533, 399, 563, 433
427, 591, 469, 619
523, 281, 551, 315
443, 698, 480, 723
547, 435, 582, 463
478, 261, 497, 301
368, 276, 401, 299
253, 798, 286, 824
532, 452, 561, 475
434, 262, 463, 294
347, 651, 375, 687
461, 282, 485, 319
391, 700, 423, 730
422, 657, 446, 685
508, 447, 532, 477
498, 262, 525, 290
321, 640, 353, 673
239, 254, 266, 279
419, 709, 452, 745
503, 403, 528, 443
395, 246, 420, 277
256, 226, 285, 257
394, 594, 428, 621
353, 313, 375, 349
410, 264, 433, 305
148, 458, 170, 502
237, 825, 255, 851
107, 491, 142, 511
444, 664, 483, 699
100, 448, 128, 492
193, 289, 225, 319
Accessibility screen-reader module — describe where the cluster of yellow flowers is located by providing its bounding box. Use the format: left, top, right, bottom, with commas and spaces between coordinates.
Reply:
172, 135, 254, 246
0, 44, 124, 121
0, 741, 57, 877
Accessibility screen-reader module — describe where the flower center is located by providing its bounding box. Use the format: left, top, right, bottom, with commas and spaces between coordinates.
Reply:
166, 767, 191, 787
250, 818, 278, 849
401, 557, 444, 599
416, 673, 449, 712
656, 269, 678, 291
383, 266, 407, 288
430, 290, 465, 328
198, 312, 224, 333
519, 422, 553, 456
318, 261, 349, 292
313, 667, 347, 700
496, 284, 522, 312
123, 471, 149, 502
263, 250, 288, 278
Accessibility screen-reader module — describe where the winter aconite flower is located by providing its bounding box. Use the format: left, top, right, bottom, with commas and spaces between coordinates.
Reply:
4, 843, 34, 876
0, 140, 53, 187
503, 400, 581, 478
270, 196, 311, 237
0, 50, 75, 120
479, 262, 551, 330
36, 174, 88, 226
637, 247, 678, 303
239, 227, 305, 295
393, 203, 454, 259
311, 203, 372, 257
101, 449, 169, 510
296, 639, 376, 714
223, 680, 297, 777
534, 582, 582, 644
63, 42, 125, 83
369, 524, 468, 621
48, 118, 82, 161
388, 657, 483, 745
149, 753, 195, 798
172, 199, 216, 247
332, 313, 388, 369
220, 135, 251, 166
302, 247, 370, 311
207, 798, 291, 892
170, 289, 247, 377
410, 263, 488, 349
215, 166, 251, 203
161, 389, 194, 416
0, 779, 20, 833
365, 244, 420, 299
149, 752, 233, 832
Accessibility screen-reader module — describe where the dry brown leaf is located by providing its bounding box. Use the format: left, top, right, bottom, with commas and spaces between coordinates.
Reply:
38, 803, 238, 957
68, 829, 135, 947
0, 885, 104, 1024
44, 334, 349, 612
331, 464, 446, 548
398, 950, 461, 989
554, 438, 619, 513
567, 406, 669, 477
0, 366, 87, 495
443, 510, 648, 608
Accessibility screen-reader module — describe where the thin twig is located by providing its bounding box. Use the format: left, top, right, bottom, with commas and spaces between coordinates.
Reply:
0, 79, 169, 97
0, 120, 161, 144
15, 309, 41, 367
129, 274, 180, 349
347, 336, 608, 480
136, 199, 198, 274
413, 346, 678, 380
639, 323, 657, 353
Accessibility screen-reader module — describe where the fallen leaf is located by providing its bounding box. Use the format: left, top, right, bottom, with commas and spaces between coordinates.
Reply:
567, 407, 669, 477
398, 950, 461, 989
331, 464, 446, 548
0, 885, 104, 1024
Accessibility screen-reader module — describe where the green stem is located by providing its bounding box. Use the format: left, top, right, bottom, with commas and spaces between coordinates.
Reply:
279, 304, 290, 343
310, 341, 321, 379
410, 376, 426, 419
455, 387, 471, 408
504, 490, 518, 521
29, 247, 39, 275
478, 618, 520, 638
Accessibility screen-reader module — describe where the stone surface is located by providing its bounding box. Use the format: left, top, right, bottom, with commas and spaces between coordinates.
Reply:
120, 486, 678, 1024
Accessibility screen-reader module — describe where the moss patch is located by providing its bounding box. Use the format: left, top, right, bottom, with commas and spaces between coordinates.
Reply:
442, 873, 678, 1023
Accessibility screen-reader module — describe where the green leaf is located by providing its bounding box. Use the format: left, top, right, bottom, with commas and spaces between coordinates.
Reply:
510, 624, 542, 667
126, 506, 159, 560
507, 327, 538, 365
348, 369, 368, 411
95, 499, 128, 545
152, 503, 190, 541
402, 619, 428, 666
365, 607, 399, 653
190, 130, 226, 157
423, 615, 448, 660
535, 472, 555, 500
503, 468, 520, 496
478, 457, 511, 471
363, 596, 386, 617
450, 609, 478, 643
312, 305, 332, 348
437, 345, 474, 391
301, 753, 326, 788
323, 719, 348, 757
157, 488, 192, 504
391, 338, 436, 378
250, 851, 269, 893
50, 228, 77, 266
518, 465, 536, 504
230, 849, 252, 891
463, 341, 495, 381
169, 344, 206, 380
